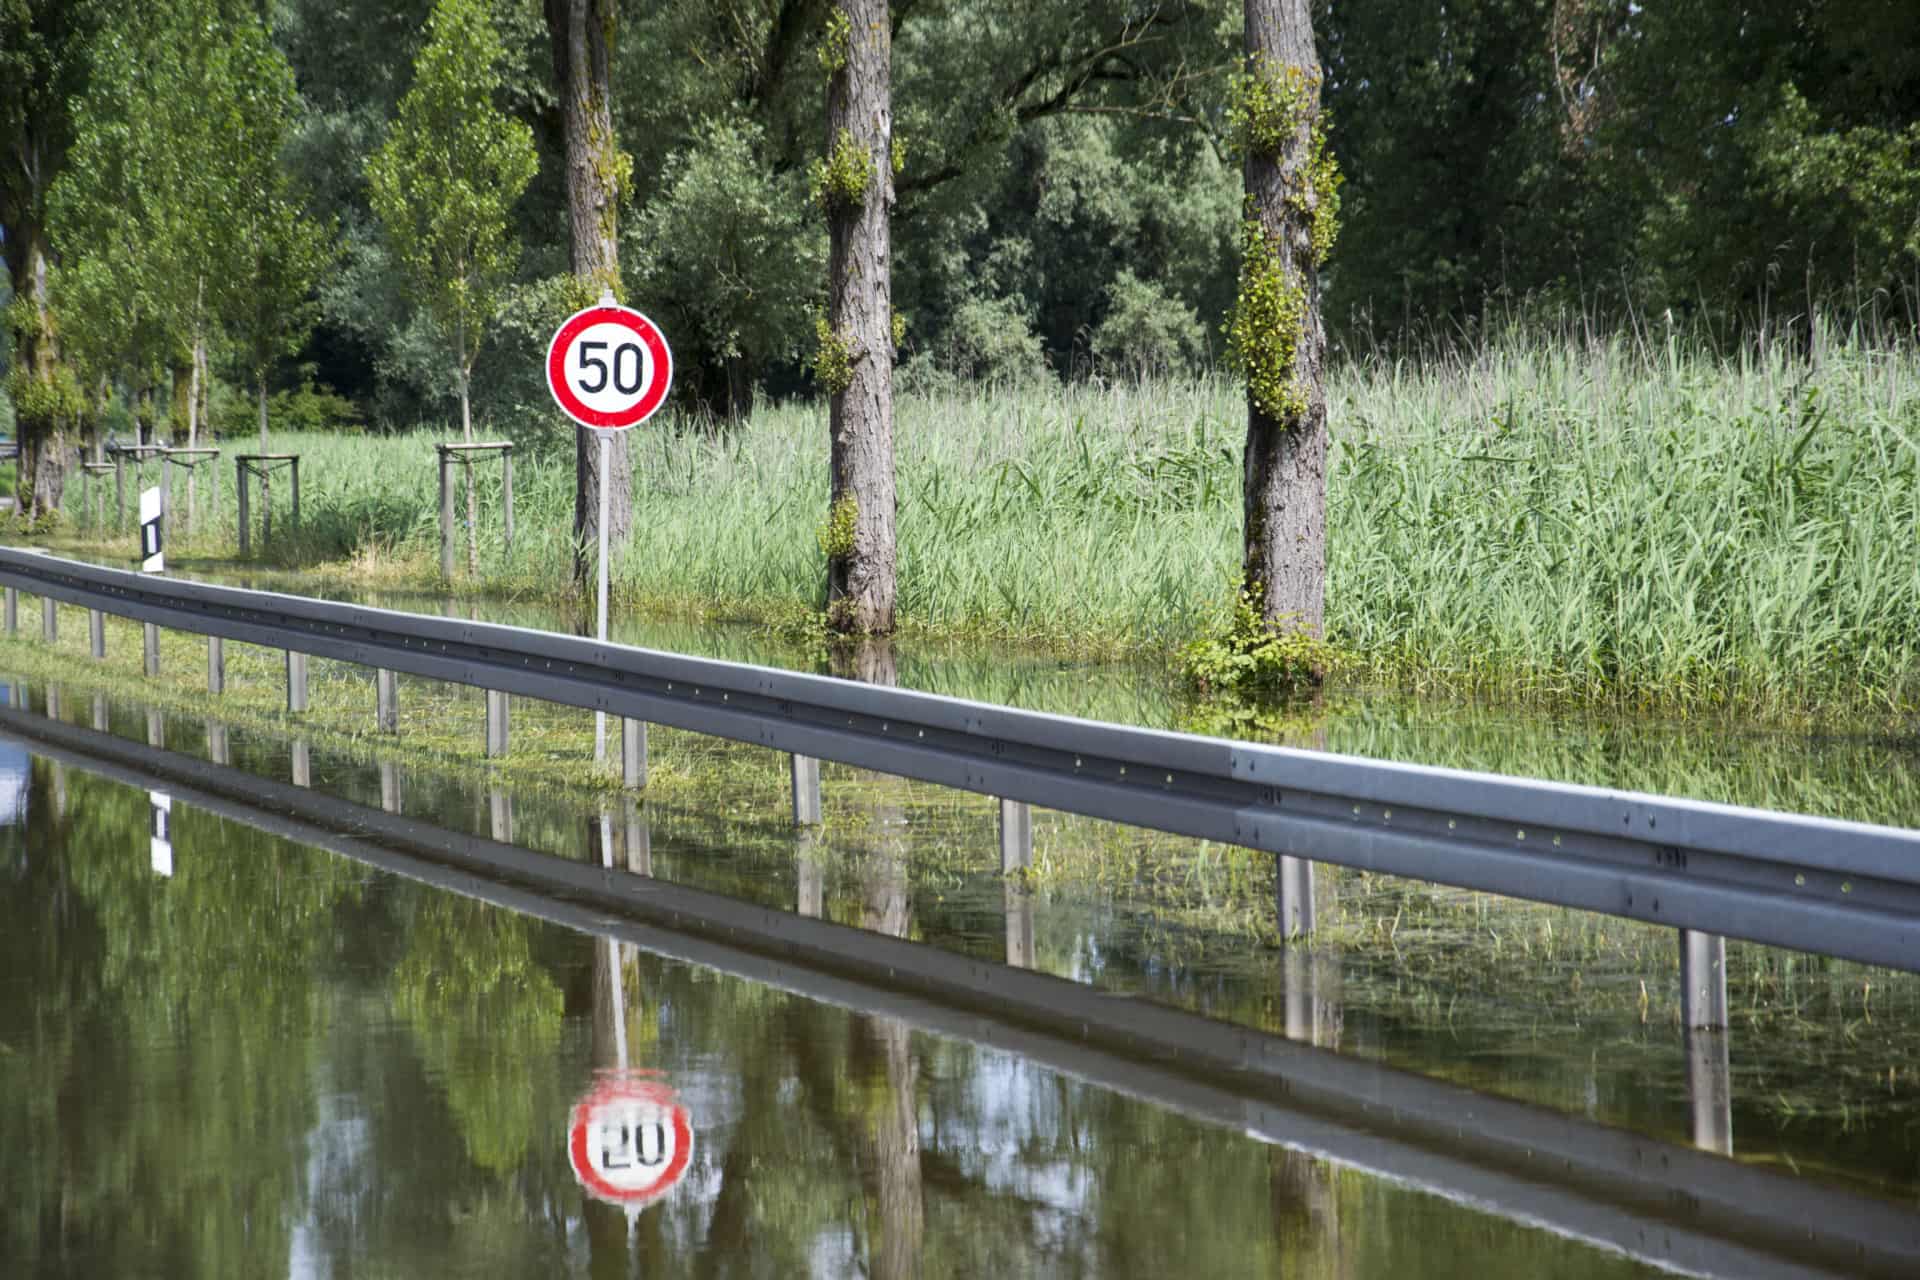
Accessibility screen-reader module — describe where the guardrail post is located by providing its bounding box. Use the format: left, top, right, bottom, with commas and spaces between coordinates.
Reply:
91, 693, 108, 733
291, 739, 311, 787
623, 795, 650, 875
622, 717, 647, 787
1686, 1024, 1733, 1154
489, 787, 513, 843
438, 449, 454, 579
142, 623, 160, 676
796, 829, 823, 917
1005, 881, 1036, 968
790, 753, 821, 825
146, 709, 164, 749
379, 760, 401, 814
207, 638, 224, 693
1680, 928, 1728, 1030
206, 720, 229, 766
236, 458, 250, 557
485, 690, 509, 757
376, 669, 398, 732
285, 651, 308, 713
41, 597, 55, 643
999, 798, 1032, 872
89, 609, 105, 659
1278, 855, 1316, 939
4, 586, 15, 634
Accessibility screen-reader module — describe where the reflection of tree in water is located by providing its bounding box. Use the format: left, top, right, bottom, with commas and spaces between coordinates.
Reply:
0, 763, 359, 1274
387, 893, 566, 1172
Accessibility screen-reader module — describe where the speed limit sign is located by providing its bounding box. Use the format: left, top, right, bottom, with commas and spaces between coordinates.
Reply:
546, 301, 674, 430
567, 1075, 694, 1208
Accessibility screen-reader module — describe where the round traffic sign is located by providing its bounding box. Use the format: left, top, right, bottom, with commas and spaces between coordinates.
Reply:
567, 1075, 694, 1208
546, 302, 674, 430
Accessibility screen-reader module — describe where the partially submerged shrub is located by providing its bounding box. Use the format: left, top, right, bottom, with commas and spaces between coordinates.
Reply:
1179, 580, 1336, 696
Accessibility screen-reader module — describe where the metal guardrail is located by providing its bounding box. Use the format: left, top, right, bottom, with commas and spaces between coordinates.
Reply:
4, 706, 1914, 1280
3, 546, 1919, 978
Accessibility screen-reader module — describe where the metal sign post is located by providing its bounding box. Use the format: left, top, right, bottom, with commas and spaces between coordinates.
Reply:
596, 428, 611, 759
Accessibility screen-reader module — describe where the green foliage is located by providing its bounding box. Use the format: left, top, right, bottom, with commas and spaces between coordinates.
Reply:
811, 312, 856, 395
628, 117, 823, 400
212, 379, 360, 436
1224, 217, 1307, 420
366, 0, 538, 381
1225, 56, 1317, 159
1091, 271, 1208, 381
817, 492, 857, 560
5, 362, 83, 428
818, 7, 851, 76
1178, 579, 1335, 696
899, 295, 1047, 389
809, 127, 872, 213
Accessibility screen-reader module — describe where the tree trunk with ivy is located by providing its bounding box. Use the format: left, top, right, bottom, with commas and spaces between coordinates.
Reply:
820, 0, 897, 635
8, 234, 77, 520
546, 0, 632, 586
1234, 0, 1336, 637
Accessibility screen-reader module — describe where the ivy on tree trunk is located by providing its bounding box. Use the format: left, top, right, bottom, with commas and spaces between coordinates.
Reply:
822, 0, 898, 635
1238, 0, 1331, 636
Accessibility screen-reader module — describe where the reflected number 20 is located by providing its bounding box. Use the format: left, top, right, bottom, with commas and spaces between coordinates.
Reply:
577, 340, 645, 396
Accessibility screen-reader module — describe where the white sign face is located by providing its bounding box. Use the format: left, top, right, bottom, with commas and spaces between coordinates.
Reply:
545, 303, 674, 431
149, 790, 172, 877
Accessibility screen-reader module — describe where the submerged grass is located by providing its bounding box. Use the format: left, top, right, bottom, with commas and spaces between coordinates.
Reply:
33, 322, 1920, 717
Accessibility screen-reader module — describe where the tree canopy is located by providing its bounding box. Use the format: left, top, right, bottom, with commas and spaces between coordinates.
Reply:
2, 0, 1914, 437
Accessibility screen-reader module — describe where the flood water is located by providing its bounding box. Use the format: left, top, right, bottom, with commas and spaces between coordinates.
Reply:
3, 571, 1920, 1276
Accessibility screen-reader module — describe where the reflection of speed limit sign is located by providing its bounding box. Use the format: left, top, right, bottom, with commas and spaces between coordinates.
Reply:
545, 302, 674, 429
567, 1076, 694, 1207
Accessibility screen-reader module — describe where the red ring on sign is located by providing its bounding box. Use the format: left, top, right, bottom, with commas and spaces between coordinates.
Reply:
546, 305, 674, 429
567, 1082, 694, 1207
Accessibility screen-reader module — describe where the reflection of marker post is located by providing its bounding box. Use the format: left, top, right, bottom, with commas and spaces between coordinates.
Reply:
149, 790, 172, 876
139, 486, 164, 572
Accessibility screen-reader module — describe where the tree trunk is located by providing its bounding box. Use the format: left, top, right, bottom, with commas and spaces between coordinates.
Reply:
459, 365, 477, 573
12, 230, 72, 519
824, 0, 898, 635
547, 0, 633, 585
188, 332, 204, 529
258, 377, 269, 456
1241, 0, 1330, 635
169, 358, 191, 445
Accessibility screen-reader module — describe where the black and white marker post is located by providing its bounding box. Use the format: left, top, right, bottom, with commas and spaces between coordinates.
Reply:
139, 485, 164, 573
545, 291, 674, 762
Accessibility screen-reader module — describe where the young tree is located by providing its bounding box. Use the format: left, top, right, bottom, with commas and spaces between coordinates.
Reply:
1229, 0, 1339, 636
367, 0, 537, 566
544, 0, 634, 585
218, 14, 334, 456
814, 0, 898, 635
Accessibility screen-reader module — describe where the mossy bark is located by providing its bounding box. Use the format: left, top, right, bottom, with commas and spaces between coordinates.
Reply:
12, 233, 74, 519
547, 0, 632, 585
1240, 0, 1329, 635
824, 0, 898, 635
